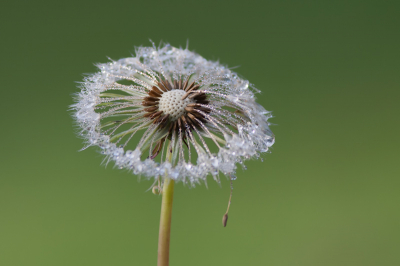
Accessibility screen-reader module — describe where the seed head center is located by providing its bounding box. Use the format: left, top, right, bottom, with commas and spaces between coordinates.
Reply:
158, 90, 194, 121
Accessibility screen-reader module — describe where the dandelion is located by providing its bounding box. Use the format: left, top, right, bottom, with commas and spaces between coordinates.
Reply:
71, 43, 274, 266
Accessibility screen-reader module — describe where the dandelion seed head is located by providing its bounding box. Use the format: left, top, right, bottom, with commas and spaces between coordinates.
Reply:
71, 44, 275, 186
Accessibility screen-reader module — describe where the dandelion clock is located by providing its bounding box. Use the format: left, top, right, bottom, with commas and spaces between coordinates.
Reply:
71, 44, 274, 266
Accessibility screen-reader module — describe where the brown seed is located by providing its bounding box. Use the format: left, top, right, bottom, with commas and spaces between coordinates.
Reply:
188, 92, 202, 99
150, 138, 165, 159
142, 101, 157, 106
144, 96, 160, 102
181, 92, 191, 100
167, 122, 175, 135
194, 93, 207, 100
187, 112, 196, 121
182, 79, 189, 91
148, 90, 162, 98
177, 117, 182, 129
186, 85, 200, 95
190, 84, 200, 91
172, 122, 177, 134
185, 82, 195, 92
152, 86, 163, 95
191, 112, 207, 123
178, 79, 182, 90
180, 117, 190, 132
187, 113, 199, 126
157, 81, 168, 92
150, 111, 163, 119
195, 106, 211, 113
144, 112, 155, 117
222, 213, 228, 227
185, 117, 194, 128
163, 80, 173, 91
196, 100, 209, 105
144, 106, 158, 112
153, 116, 162, 124
182, 85, 201, 100
158, 114, 170, 128
181, 115, 187, 125
191, 110, 203, 118
184, 106, 194, 112
195, 97, 207, 103
199, 115, 208, 122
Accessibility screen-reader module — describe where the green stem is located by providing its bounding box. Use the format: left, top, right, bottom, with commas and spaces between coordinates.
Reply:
157, 142, 175, 266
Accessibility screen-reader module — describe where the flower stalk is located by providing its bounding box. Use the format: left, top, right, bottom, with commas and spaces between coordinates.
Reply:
157, 142, 175, 266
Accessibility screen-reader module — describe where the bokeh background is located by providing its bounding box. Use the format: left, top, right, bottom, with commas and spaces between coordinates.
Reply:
1, 0, 399, 265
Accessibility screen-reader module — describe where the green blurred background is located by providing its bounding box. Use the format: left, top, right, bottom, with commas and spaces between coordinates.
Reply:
1, 0, 399, 265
